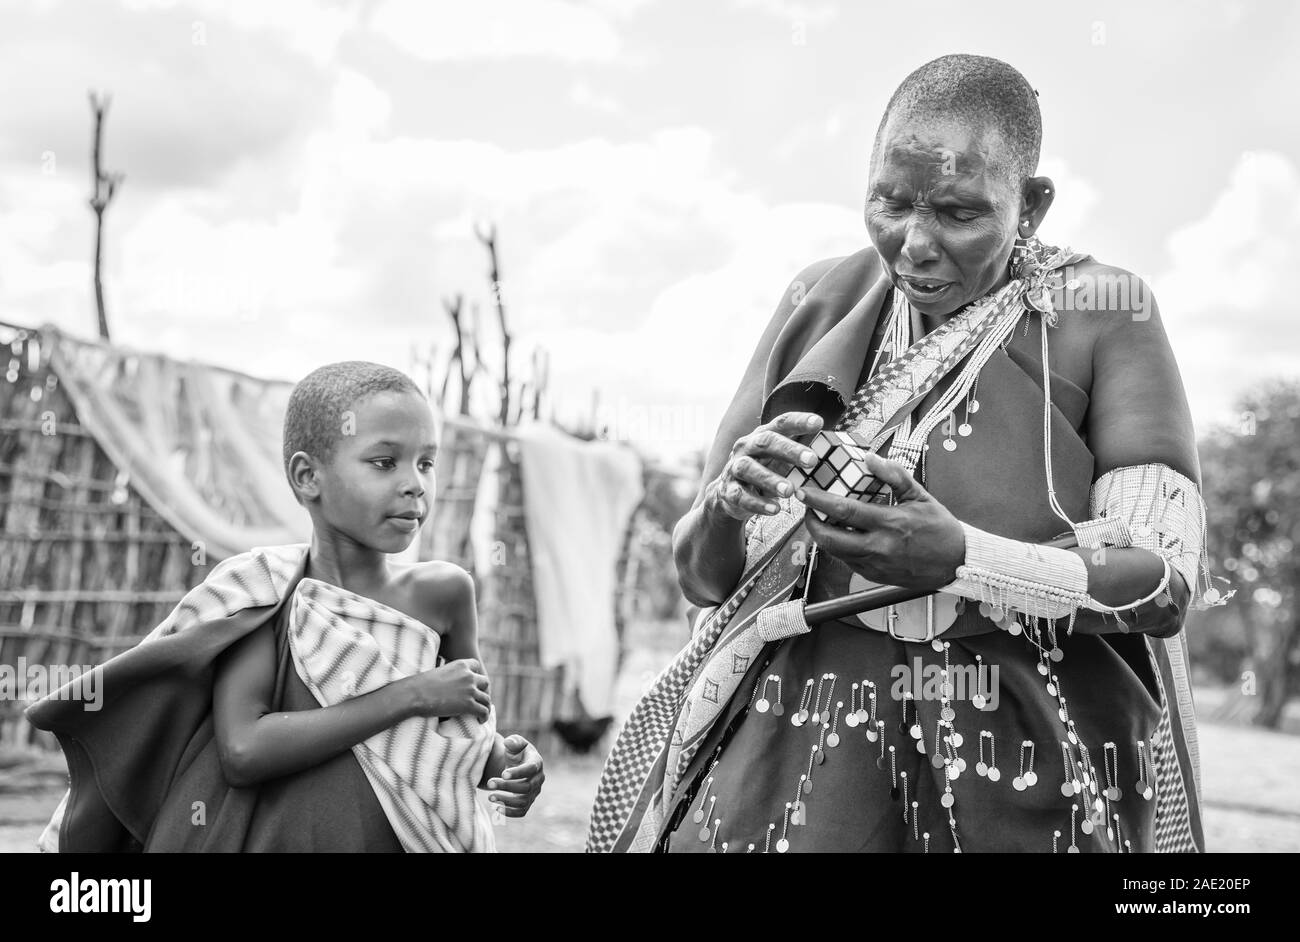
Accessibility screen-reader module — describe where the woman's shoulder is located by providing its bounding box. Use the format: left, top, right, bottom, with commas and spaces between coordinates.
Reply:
1053, 257, 1164, 334
787, 248, 878, 296
789, 247, 883, 301
766, 247, 885, 363
1040, 256, 1168, 387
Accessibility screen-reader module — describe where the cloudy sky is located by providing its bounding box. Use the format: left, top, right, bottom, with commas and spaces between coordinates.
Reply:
1, 0, 1296, 458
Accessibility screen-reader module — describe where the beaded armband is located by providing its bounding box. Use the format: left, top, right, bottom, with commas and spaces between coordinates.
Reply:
1078, 463, 1230, 610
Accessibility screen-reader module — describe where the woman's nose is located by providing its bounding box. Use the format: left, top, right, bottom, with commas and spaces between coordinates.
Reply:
900, 214, 941, 267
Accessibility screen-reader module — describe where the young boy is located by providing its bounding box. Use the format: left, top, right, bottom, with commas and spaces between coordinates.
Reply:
29, 361, 543, 852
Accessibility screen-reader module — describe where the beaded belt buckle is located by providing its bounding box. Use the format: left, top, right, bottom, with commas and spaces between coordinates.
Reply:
784, 430, 890, 521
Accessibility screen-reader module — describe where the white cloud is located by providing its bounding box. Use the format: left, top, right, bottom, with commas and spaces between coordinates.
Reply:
1034, 156, 1098, 246
554, 201, 867, 455
0, 169, 92, 328
7, 47, 858, 443
731, 0, 839, 27
0, 1, 334, 193
1152, 150, 1300, 427
370, 0, 623, 63
120, 0, 360, 65
570, 81, 622, 115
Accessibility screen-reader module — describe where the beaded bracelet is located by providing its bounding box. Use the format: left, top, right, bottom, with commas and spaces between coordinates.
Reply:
1083, 554, 1173, 615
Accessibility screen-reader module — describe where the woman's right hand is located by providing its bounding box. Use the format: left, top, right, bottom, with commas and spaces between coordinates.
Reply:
409, 658, 492, 721
711, 411, 824, 521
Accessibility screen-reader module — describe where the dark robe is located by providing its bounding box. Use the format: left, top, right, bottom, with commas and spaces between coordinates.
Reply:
27, 553, 402, 852
660, 248, 1190, 853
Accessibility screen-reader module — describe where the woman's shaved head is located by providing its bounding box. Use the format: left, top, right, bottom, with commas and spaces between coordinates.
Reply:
874, 53, 1042, 187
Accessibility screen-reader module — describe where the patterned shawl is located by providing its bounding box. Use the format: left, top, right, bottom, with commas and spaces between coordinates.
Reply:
290, 575, 496, 853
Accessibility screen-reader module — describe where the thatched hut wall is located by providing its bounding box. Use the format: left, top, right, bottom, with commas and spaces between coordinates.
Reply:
1, 322, 562, 752
0, 322, 210, 747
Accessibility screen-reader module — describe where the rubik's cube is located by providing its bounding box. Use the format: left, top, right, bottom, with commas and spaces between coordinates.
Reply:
785, 430, 888, 520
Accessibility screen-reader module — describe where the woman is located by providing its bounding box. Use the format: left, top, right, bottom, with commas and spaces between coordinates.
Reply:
588, 54, 1224, 853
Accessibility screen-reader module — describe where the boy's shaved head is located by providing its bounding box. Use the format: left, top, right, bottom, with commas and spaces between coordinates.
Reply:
282, 361, 426, 498
874, 53, 1042, 186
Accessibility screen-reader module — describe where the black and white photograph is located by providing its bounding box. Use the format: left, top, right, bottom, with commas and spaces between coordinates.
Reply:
0, 0, 1292, 913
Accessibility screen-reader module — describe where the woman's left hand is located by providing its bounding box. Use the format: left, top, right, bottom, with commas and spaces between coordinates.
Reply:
485, 735, 545, 818
800, 451, 967, 592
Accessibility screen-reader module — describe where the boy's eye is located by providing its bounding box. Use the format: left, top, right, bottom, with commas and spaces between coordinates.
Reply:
418, 460, 435, 473
370, 458, 395, 470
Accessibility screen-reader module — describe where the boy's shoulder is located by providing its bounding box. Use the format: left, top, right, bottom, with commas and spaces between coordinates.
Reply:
396, 560, 476, 629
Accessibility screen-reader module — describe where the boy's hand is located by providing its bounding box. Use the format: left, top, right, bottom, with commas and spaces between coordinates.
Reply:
485, 734, 544, 818
410, 659, 491, 721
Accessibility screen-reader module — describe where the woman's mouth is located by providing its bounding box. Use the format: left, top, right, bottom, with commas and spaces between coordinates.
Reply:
898, 276, 954, 302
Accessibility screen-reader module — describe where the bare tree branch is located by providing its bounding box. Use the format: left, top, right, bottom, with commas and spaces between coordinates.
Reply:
441, 293, 477, 416
88, 91, 124, 341
475, 222, 512, 427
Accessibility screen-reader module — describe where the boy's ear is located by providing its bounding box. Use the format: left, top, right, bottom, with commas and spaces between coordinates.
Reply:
288, 451, 321, 502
